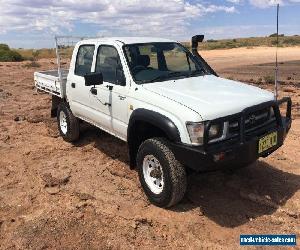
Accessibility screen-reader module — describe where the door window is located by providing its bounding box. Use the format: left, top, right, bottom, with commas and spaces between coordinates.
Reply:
75, 45, 95, 76
95, 46, 125, 85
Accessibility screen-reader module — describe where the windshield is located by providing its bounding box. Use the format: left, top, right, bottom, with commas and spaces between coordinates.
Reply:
123, 42, 208, 84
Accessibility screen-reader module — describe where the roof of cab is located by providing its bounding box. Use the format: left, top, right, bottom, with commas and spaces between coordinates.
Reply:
81, 37, 176, 45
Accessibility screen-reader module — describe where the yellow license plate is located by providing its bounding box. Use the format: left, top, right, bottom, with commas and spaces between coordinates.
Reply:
258, 132, 278, 154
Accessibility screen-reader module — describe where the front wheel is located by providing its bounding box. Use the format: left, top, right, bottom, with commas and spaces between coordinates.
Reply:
57, 103, 80, 142
137, 138, 187, 208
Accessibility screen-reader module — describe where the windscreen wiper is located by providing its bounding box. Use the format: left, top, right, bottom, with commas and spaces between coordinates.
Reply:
147, 71, 187, 83
188, 69, 206, 77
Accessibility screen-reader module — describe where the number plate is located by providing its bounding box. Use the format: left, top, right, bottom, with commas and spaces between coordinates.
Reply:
258, 132, 278, 154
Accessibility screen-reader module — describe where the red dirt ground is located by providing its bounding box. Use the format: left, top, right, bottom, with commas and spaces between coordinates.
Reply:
0, 47, 299, 249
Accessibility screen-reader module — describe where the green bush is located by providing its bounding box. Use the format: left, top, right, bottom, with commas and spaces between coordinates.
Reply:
271, 39, 278, 45
269, 33, 284, 37
0, 44, 10, 51
207, 39, 218, 43
284, 37, 300, 45
24, 61, 41, 68
264, 75, 275, 84
0, 44, 23, 62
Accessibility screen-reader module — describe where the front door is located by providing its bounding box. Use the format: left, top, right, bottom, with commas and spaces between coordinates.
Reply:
92, 45, 129, 140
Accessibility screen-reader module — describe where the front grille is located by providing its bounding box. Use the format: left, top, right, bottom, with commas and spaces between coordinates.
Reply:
205, 97, 291, 148
227, 107, 277, 140
245, 108, 270, 131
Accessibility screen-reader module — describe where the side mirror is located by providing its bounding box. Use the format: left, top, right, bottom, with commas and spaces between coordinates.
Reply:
84, 72, 103, 86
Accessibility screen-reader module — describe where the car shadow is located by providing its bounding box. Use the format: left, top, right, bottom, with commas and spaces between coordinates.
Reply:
74, 123, 300, 228
172, 161, 300, 228
74, 122, 129, 165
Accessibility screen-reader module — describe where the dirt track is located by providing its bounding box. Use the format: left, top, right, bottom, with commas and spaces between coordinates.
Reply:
0, 47, 300, 249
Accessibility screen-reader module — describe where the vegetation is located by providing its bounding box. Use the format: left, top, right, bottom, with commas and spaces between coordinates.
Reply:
183, 35, 300, 50
24, 61, 41, 68
23, 49, 41, 68
0, 44, 23, 62
2, 35, 300, 62
16, 48, 56, 60
16, 46, 75, 62
264, 75, 275, 84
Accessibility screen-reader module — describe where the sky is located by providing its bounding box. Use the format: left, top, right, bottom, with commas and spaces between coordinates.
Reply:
0, 0, 299, 48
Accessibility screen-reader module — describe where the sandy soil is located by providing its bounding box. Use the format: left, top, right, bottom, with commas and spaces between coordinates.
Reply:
202, 46, 300, 70
0, 47, 299, 249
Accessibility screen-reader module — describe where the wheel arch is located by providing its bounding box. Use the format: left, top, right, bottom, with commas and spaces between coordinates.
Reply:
51, 95, 67, 118
127, 108, 181, 168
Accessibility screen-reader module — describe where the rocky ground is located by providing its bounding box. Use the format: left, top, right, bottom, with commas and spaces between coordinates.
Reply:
0, 47, 299, 249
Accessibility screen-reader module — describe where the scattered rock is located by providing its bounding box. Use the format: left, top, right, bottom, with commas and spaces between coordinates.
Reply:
0, 88, 3, 92
41, 173, 70, 187
264, 195, 271, 200
47, 128, 59, 138
75, 213, 84, 220
107, 168, 127, 178
74, 192, 95, 201
134, 216, 153, 227
282, 87, 296, 93
131, 221, 138, 229
82, 144, 95, 152
199, 208, 204, 216
277, 156, 287, 161
0, 91, 12, 99
26, 115, 44, 123
278, 208, 300, 219
14, 115, 26, 122
240, 190, 278, 208
45, 186, 60, 195
75, 202, 89, 209
24, 149, 31, 156
1, 135, 10, 143
270, 216, 285, 225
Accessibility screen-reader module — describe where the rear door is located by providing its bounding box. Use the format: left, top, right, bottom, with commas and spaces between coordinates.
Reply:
67, 44, 97, 121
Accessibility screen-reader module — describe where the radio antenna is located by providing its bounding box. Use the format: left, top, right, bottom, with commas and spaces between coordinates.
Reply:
274, 3, 279, 100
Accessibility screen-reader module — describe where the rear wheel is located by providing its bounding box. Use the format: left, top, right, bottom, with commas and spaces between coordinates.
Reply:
137, 138, 187, 208
57, 103, 79, 142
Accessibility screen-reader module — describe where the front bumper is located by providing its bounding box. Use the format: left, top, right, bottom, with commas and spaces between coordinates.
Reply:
171, 97, 292, 172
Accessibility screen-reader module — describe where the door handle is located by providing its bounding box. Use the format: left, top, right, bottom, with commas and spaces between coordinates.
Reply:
71, 82, 76, 88
106, 85, 113, 91
118, 95, 126, 100
91, 88, 97, 95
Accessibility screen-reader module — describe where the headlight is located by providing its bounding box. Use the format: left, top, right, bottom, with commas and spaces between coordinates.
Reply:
209, 124, 223, 139
187, 122, 225, 145
186, 122, 205, 145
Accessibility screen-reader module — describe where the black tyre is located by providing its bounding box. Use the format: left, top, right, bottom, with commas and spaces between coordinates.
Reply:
137, 138, 187, 208
57, 103, 79, 142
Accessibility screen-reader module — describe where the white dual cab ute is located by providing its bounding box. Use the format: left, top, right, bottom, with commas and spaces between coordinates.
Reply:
34, 35, 292, 207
